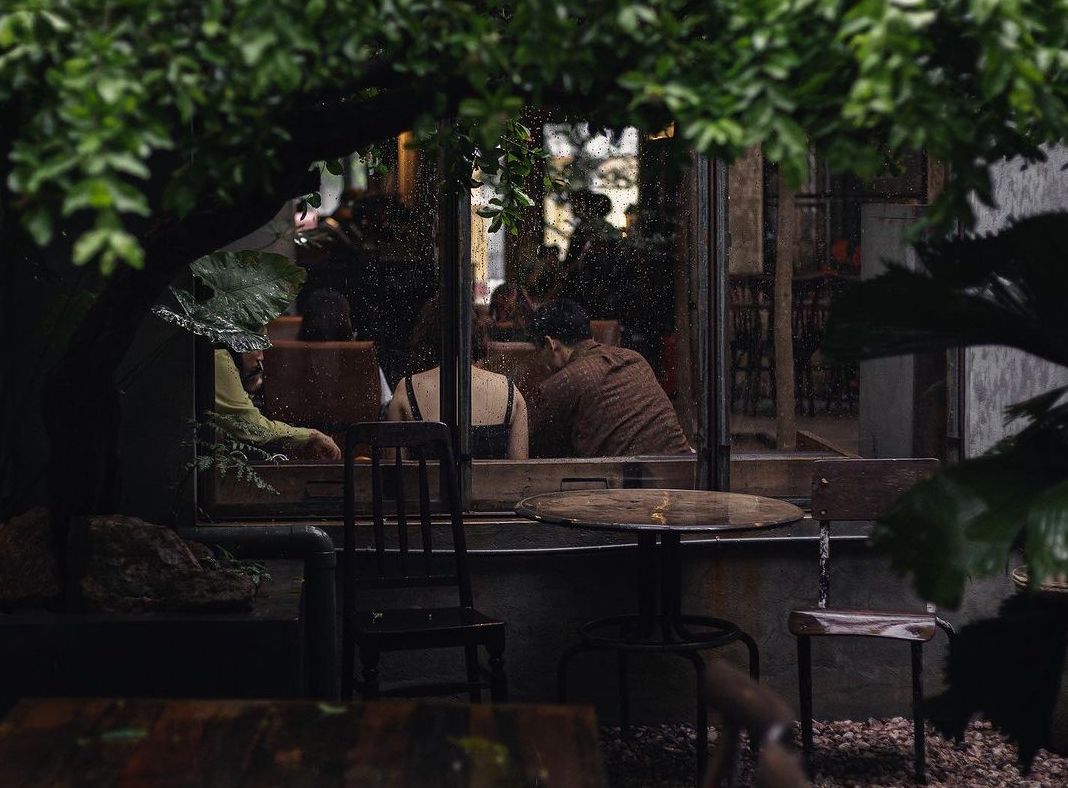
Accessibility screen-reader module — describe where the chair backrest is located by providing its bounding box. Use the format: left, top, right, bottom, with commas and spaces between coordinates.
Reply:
266, 315, 302, 342
702, 661, 808, 788
342, 421, 472, 609
482, 341, 553, 405
810, 458, 939, 607
590, 319, 622, 346
264, 340, 381, 432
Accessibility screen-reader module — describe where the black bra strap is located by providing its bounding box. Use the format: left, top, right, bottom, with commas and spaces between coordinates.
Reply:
405, 376, 423, 421
503, 377, 514, 425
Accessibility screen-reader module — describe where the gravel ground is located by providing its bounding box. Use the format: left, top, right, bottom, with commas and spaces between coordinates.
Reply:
600, 718, 1068, 787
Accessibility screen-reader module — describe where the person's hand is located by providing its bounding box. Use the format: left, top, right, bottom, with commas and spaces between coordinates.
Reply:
305, 430, 342, 461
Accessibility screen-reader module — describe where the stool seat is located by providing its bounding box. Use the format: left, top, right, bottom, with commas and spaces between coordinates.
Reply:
788, 607, 937, 642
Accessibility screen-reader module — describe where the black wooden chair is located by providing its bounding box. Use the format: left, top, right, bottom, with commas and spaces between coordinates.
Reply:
342, 421, 507, 701
788, 458, 949, 783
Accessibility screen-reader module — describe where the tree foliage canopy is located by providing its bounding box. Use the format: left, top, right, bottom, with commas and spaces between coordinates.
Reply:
5, 0, 1068, 274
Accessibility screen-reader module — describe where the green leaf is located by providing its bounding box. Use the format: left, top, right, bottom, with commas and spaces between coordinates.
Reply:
824, 214, 1068, 369
72, 228, 111, 265
152, 287, 271, 353
190, 251, 306, 331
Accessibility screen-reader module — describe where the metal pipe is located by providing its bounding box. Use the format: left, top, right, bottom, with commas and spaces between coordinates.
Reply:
178, 524, 338, 700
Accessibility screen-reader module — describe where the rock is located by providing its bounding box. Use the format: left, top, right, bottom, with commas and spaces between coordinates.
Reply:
184, 540, 221, 570
79, 515, 256, 613
0, 507, 62, 609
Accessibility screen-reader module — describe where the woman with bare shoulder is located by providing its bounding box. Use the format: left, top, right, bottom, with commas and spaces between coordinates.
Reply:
386, 296, 529, 459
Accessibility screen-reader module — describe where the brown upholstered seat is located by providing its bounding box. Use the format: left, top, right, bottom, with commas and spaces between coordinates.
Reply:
591, 319, 622, 346
266, 315, 302, 342
788, 607, 937, 642
264, 340, 381, 432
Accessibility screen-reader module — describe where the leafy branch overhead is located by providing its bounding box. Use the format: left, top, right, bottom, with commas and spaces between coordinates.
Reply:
152, 251, 305, 352
824, 213, 1068, 608
6, 1, 1068, 273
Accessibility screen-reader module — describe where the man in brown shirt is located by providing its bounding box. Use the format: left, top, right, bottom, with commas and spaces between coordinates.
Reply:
528, 299, 691, 457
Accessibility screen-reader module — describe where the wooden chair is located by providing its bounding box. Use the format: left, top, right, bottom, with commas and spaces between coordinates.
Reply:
789, 458, 946, 783
342, 421, 507, 701
702, 661, 810, 788
264, 340, 381, 433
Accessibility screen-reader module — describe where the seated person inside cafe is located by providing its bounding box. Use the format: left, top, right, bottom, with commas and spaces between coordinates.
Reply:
214, 345, 341, 460
529, 299, 690, 458
386, 295, 529, 459
487, 282, 535, 342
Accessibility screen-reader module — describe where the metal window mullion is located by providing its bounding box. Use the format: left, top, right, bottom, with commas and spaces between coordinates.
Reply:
437, 146, 472, 509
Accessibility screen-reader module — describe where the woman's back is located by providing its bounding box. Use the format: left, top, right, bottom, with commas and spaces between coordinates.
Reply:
386, 365, 528, 459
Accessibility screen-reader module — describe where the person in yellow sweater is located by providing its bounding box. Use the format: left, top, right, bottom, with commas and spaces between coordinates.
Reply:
214, 348, 341, 460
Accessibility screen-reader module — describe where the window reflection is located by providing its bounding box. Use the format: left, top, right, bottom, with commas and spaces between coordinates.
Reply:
727, 149, 930, 459
470, 123, 699, 468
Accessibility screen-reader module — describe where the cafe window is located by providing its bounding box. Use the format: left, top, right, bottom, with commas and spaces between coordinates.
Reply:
197, 131, 957, 517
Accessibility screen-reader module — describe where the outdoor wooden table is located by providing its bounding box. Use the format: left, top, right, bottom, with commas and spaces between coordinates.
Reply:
0, 697, 606, 787
514, 488, 804, 780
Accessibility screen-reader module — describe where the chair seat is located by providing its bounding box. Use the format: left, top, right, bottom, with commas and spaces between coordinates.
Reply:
351, 606, 504, 650
788, 606, 937, 642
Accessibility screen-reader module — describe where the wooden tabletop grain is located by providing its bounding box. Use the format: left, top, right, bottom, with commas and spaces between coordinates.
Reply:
0, 697, 605, 787
515, 489, 804, 533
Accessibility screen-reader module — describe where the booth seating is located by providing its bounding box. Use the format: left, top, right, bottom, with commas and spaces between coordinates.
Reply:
590, 319, 622, 347
482, 341, 552, 406
264, 340, 381, 434
266, 315, 302, 342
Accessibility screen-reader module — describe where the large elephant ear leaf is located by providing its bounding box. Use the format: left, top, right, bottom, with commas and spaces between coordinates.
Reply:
151, 251, 304, 352
875, 453, 1063, 609
824, 211, 1068, 367
152, 288, 271, 352
190, 251, 305, 330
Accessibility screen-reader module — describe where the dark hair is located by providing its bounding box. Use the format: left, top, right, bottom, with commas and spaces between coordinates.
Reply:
530, 299, 592, 346
299, 289, 353, 341
489, 282, 534, 325
407, 294, 488, 373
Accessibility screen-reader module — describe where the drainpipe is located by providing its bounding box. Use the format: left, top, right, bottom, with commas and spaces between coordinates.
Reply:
177, 525, 338, 700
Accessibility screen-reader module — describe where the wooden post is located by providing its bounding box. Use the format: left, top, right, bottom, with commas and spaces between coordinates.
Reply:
774, 171, 797, 450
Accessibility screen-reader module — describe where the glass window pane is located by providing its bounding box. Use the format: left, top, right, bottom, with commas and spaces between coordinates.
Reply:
726, 149, 943, 495
468, 123, 701, 508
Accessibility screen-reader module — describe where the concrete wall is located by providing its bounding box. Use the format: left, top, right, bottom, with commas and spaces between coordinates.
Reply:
858, 204, 923, 458
359, 529, 1012, 722
966, 145, 1068, 456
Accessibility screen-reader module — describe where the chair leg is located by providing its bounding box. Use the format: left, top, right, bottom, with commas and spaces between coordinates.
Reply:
487, 639, 508, 703
464, 644, 482, 703
738, 630, 760, 680
618, 651, 631, 736
556, 642, 588, 703
342, 626, 356, 699
678, 651, 709, 784
359, 646, 381, 700
912, 642, 927, 784
797, 636, 814, 775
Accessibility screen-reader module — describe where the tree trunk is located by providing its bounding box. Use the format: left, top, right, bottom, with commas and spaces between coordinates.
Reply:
774, 172, 797, 451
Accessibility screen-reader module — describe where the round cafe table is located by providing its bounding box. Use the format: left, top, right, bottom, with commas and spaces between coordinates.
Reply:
514, 488, 803, 780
